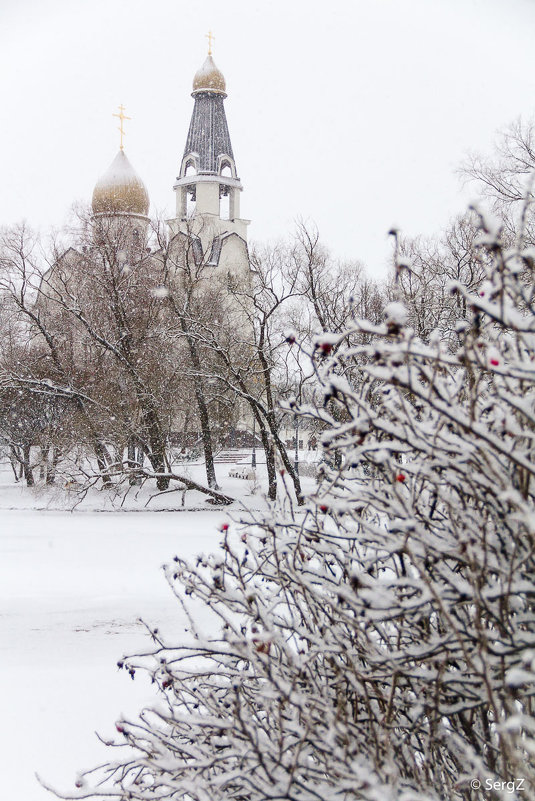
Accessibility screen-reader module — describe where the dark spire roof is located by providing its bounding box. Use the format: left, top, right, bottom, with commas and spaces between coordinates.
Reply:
183, 92, 235, 174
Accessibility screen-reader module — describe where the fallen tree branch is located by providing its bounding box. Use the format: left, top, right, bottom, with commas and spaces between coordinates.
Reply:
139, 469, 235, 505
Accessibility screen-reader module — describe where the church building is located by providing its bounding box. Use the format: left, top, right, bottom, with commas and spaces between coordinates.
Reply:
85, 45, 254, 454
29, 42, 261, 495
91, 46, 250, 282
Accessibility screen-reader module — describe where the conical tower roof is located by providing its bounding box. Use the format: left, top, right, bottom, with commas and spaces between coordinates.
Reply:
182, 55, 234, 175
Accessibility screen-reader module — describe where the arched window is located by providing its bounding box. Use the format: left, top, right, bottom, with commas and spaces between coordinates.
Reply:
185, 160, 197, 176
219, 185, 230, 220
186, 186, 196, 217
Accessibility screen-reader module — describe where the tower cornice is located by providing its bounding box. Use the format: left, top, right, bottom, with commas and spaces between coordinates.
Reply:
173, 174, 242, 191
191, 88, 227, 98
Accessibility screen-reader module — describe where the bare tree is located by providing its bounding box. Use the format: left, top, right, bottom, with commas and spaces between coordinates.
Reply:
292, 220, 381, 335
387, 213, 487, 347
460, 116, 535, 245
0, 217, 234, 504
55, 204, 535, 801
152, 218, 226, 490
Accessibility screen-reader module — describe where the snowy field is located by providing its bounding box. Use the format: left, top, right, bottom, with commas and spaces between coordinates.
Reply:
0, 505, 230, 800
0, 453, 317, 800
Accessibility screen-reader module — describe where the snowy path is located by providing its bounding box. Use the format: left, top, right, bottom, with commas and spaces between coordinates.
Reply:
0, 510, 224, 801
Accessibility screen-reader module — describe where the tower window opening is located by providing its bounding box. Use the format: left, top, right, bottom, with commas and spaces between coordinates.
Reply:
220, 161, 232, 177
185, 160, 197, 176
220, 185, 230, 220
186, 186, 196, 217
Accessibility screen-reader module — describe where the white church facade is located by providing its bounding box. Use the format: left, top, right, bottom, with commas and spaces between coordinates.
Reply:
83, 48, 255, 451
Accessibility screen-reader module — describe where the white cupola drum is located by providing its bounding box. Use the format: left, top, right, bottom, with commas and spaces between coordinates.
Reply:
173, 49, 248, 239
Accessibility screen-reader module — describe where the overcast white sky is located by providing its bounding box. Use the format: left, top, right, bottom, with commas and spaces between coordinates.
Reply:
1, 0, 535, 278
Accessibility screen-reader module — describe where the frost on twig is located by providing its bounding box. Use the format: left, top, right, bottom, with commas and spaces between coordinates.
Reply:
54, 211, 535, 801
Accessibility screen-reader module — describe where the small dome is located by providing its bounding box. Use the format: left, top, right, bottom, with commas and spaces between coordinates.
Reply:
192, 55, 226, 95
92, 150, 149, 217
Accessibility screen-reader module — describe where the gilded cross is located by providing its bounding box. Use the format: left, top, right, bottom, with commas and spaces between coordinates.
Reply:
113, 104, 131, 151
206, 30, 215, 56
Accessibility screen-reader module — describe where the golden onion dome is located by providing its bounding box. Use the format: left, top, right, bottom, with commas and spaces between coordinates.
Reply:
192, 55, 226, 95
92, 150, 149, 217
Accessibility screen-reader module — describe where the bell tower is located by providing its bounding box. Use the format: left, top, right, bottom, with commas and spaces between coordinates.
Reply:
170, 45, 249, 245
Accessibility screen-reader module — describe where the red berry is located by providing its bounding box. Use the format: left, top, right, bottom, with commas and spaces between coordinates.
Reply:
319, 504, 328, 512
490, 358, 499, 366
221, 523, 229, 532
320, 342, 333, 354
253, 639, 271, 654
396, 474, 406, 482
115, 724, 124, 734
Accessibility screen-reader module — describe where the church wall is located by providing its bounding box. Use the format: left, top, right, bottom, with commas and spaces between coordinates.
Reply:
216, 234, 251, 287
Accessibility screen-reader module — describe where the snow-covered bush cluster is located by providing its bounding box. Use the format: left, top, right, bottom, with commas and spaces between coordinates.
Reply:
57, 210, 535, 801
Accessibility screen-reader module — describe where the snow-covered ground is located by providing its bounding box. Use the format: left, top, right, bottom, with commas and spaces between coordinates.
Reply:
0, 454, 317, 800
0, 450, 318, 513
0, 457, 264, 513
0, 505, 230, 800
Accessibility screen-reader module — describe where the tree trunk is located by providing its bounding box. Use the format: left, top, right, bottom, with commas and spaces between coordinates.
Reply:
257, 399, 303, 504
258, 418, 276, 501
94, 441, 112, 488
9, 447, 20, 482
46, 446, 61, 486
39, 447, 46, 481
255, 337, 304, 504
22, 443, 34, 487
186, 335, 218, 489
142, 406, 170, 491
127, 437, 138, 486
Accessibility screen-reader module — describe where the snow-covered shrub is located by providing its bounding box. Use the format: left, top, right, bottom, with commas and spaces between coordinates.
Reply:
63, 212, 535, 800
